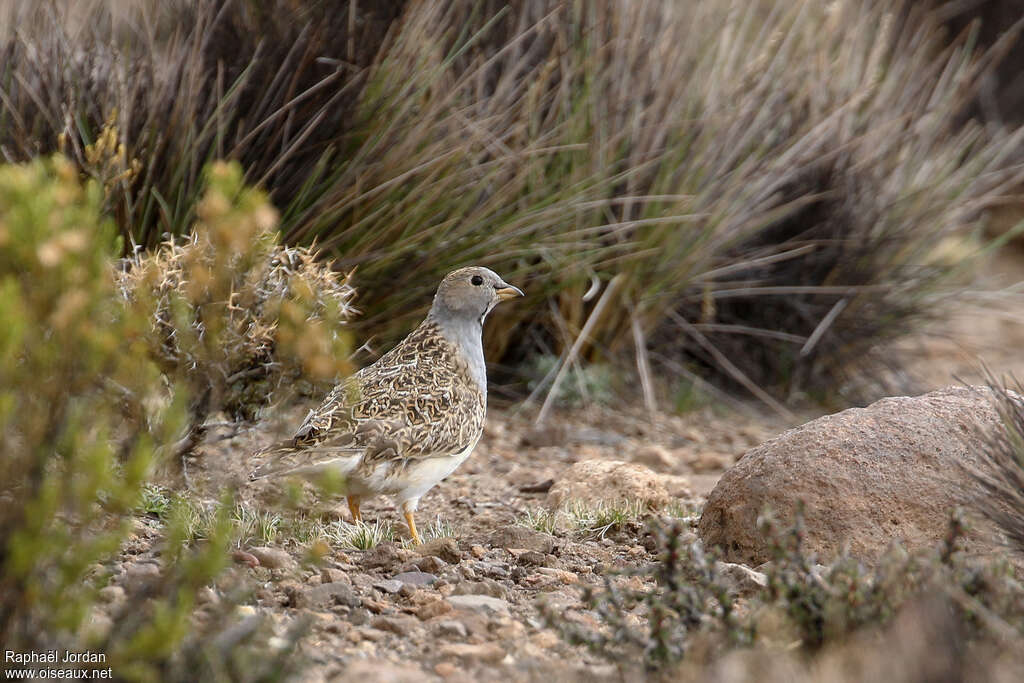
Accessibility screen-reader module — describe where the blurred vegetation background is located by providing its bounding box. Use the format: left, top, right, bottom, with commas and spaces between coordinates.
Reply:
3, 0, 1024, 407
2, 0, 1024, 679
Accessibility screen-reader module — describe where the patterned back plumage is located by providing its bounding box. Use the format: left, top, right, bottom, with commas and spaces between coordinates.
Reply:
285, 319, 485, 464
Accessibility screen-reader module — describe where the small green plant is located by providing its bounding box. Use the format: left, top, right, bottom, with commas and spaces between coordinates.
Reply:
137, 484, 173, 519
232, 504, 284, 547
563, 500, 647, 540
520, 508, 559, 535
526, 355, 617, 408
313, 519, 396, 551
420, 516, 456, 543
519, 500, 648, 539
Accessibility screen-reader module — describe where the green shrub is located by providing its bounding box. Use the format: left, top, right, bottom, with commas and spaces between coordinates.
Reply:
0, 156, 301, 680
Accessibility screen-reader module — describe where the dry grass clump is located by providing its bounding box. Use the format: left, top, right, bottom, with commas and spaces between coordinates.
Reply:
283, 0, 1024, 402
0, 0, 406, 244
4, 0, 1024, 403
969, 379, 1024, 554
117, 161, 355, 426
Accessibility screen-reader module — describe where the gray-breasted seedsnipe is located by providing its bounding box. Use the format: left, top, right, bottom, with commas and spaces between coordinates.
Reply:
250, 266, 523, 543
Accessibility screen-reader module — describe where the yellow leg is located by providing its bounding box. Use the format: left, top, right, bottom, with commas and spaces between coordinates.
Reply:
404, 510, 421, 545
347, 496, 362, 523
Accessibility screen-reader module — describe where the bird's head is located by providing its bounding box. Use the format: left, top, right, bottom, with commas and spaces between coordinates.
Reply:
431, 266, 524, 325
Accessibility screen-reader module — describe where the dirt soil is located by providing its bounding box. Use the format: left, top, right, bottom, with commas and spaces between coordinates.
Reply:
163, 402, 784, 682
109, 250, 1024, 682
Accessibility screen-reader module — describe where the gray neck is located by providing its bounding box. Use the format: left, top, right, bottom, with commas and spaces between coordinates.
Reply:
427, 306, 488, 394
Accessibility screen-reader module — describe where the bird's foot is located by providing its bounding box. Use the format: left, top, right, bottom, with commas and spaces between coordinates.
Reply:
404, 510, 421, 545
347, 496, 362, 523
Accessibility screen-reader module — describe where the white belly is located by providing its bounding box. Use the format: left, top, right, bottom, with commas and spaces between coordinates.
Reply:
345, 438, 478, 504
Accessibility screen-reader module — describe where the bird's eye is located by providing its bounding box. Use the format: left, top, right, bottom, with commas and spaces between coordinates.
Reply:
471, 275, 483, 286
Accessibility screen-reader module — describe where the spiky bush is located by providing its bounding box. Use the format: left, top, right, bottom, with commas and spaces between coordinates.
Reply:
116, 161, 355, 424
551, 512, 1024, 671
0, 156, 297, 679
4, 0, 1024, 403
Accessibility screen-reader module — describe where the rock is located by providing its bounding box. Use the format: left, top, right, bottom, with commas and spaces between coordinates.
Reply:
232, 550, 260, 568
334, 659, 424, 683
546, 460, 676, 510
97, 585, 126, 604
535, 567, 578, 584
248, 546, 294, 570
633, 445, 675, 471
530, 630, 561, 649
353, 627, 388, 642
438, 642, 506, 664
515, 550, 549, 566
414, 556, 448, 573
371, 614, 419, 637
435, 619, 468, 638
416, 599, 453, 620
393, 571, 437, 587
485, 527, 556, 554
320, 567, 349, 584
434, 662, 458, 678
451, 579, 509, 600
300, 581, 361, 609
474, 561, 509, 579
417, 538, 463, 564
698, 386, 1004, 566
119, 562, 159, 592
361, 543, 401, 569
447, 595, 511, 617
373, 579, 404, 594
689, 451, 734, 473
715, 562, 768, 596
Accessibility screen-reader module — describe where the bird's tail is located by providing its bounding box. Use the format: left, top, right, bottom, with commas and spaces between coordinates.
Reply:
248, 440, 363, 481
248, 440, 301, 480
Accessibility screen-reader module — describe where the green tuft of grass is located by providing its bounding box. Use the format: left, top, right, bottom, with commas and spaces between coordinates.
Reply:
520, 499, 648, 539
519, 508, 559, 535
323, 520, 397, 551
419, 516, 457, 544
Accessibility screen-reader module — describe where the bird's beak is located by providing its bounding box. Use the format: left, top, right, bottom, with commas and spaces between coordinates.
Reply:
495, 284, 524, 301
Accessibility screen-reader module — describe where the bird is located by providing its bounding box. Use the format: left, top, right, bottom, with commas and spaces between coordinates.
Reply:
249, 266, 523, 544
